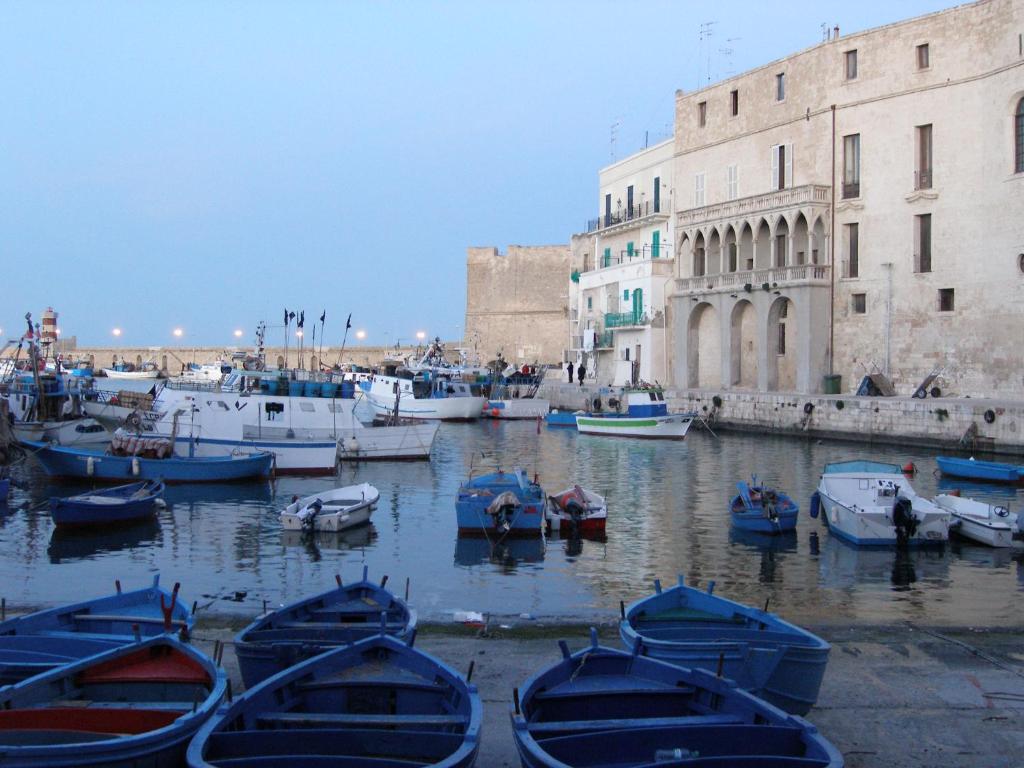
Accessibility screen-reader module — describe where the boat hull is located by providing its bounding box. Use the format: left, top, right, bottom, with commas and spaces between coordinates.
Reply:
456, 470, 545, 537
817, 487, 949, 546
12, 418, 110, 447
484, 398, 550, 419
279, 484, 379, 533
367, 390, 487, 421
936, 455, 1023, 484
730, 486, 800, 534
934, 494, 1017, 547
50, 482, 162, 528
336, 422, 439, 461
576, 413, 693, 439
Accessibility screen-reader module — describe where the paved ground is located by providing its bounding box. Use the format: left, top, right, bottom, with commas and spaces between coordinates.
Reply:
190, 618, 1024, 767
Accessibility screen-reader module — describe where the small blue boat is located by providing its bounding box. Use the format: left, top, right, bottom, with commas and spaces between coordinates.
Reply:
936, 455, 1023, 484
50, 479, 164, 528
512, 629, 843, 768
23, 440, 274, 483
0, 575, 194, 685
730, 477, 799, 534
188, 633, 482, 768
0, 634, 225, 767
0, 478, 9, 503
545, 411, 585, 427
455, 467, 545, 537
234, 565, 417, 688
620, 576, 830, 716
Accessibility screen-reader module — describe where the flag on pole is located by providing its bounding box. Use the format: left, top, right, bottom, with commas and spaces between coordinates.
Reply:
283, 308, 289, 326
298, 311, 305, 329
320, 310, 326, 324
345, 313, 352, 330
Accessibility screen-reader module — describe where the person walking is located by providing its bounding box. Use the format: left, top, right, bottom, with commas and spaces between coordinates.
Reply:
577, 363, 586, 386
567, 361, 574, 383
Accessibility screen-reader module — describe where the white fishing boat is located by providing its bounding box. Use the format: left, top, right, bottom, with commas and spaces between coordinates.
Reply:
336, 420, 439, 461
11, 418, 109, 447
101, 363, 162, 379
483, 371, 549, 420
279, 482, 379, 532
364, 373, 486, 421
545, 485, 607, 535
934, 493, 1019, 547
813, 460, 950, 546
575, 388, 694, 439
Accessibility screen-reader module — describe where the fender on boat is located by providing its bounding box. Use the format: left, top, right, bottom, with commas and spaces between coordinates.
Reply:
809, 491, 820, 519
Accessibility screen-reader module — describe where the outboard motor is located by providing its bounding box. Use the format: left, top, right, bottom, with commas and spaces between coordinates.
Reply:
301, 498, 323, 531
892, 497, 918, 547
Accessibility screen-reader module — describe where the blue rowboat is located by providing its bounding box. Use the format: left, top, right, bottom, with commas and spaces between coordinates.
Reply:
234, 565, 417, 688
0, 575, 194, 685
730, 478, 799, 534
50, 480, 164, 528
0, 635, 225, 767
0, 478, 9, 503
188, 633, 482, 768
620, 576, 830, 716
511, 629, 843, 768
545, 411, 585, 427
455, 467, 545, 537
935, 455, 1023, 484
22, 440, 273, 483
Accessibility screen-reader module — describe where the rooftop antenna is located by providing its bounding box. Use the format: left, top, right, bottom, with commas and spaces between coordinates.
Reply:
821, 22, 830, 42
610, 119, 620, 160
699, 21, 717, 86
719, 38, 739, 79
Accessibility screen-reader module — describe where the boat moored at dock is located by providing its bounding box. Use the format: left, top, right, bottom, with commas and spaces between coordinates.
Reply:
934, 492, 1020, 547
455, 467, 546, 537
575, 388, 695, 440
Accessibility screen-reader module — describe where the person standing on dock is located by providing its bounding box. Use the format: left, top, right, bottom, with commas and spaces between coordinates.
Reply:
567, 361, 574, 383
577, 363, 586, 386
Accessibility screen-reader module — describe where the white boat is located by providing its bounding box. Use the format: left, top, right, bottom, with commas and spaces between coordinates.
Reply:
336, 420, 439, 461
11, 417, 110, 447
814, 460, 950, 546
102, 364, 162, 379
364, 373, 486, 421
483, 397, 550, 420
934, 493, 1019, 547
280, 482, 379, 532
545, 485, 607, 535
575, 389, 695, 440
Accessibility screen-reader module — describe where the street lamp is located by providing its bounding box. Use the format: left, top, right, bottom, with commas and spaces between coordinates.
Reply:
173, 328, 184, 339
233, 329, 243, 339
416, 331, 426, 341
112, 327, 122, 338
355, 329, 366, 341
296, 330, 303, 339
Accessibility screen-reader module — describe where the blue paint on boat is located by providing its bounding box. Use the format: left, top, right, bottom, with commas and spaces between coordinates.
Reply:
0, 574, 194, 685
935, 455, 1023, 484
22, 441, 273, 483
545, 411, 584, 427
0, 478, 9, 503
730, 478, 799, 534
620, 576, 831, 716
809, 491, 820, 519
188, 633, 481, 768
234, 565, 417, 688
455, 468, 545, 537
49, 480, 164, 528
512, 628, 843, 768
0, 634, 225, 768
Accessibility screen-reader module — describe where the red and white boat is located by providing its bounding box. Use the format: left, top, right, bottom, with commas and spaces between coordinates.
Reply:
546, 485, 607, 534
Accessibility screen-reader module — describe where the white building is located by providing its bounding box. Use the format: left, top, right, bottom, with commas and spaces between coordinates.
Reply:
667, 0, 1024, 397
569, 139, 675, 386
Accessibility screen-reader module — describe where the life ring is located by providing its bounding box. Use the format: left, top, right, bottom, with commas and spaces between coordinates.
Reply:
983, 409, 995, 424
803, 402, 814, 415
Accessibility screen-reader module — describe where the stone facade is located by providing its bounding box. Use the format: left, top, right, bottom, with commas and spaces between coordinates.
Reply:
668, 0, 1024, 398
465, 245, 571, 365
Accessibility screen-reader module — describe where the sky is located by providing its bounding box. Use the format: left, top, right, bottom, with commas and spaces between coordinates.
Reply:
1, 0, 959, 349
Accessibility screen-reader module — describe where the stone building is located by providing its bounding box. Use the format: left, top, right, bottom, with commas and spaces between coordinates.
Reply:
668, 0, 1024, 397
569, 139, 675, 386
464, 245, 571, 366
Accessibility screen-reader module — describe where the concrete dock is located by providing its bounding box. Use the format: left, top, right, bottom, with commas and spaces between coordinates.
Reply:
190, 618, 1024, 767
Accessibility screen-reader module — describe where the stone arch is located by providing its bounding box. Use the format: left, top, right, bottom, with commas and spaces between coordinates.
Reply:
693, 231, 706, 277
723, 225, 738, 272
678, 232, 691, 278
766, 296, 796, 391
792, 212, 809, 265
811, 215, 827, 264
772, 216, 791, 267
687, 302, 721, 388
135, 354, 143, 368
707, 228, 722, 275
729, 299, 758, 388
738, 222, 754, 272
754, 218, 772, 269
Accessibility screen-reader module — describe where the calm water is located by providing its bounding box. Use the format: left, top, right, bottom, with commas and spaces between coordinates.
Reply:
4, 420, 1023, 626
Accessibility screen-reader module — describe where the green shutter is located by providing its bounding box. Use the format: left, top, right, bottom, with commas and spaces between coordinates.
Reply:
623, 289, 629, 300
602, 247, 611, 268
652, 231, 660, 258
627, 242, 634, 259
632, 288, 643, 322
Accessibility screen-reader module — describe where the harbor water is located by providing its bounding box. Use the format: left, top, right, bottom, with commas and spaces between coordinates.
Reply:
3, 419, 1023, 625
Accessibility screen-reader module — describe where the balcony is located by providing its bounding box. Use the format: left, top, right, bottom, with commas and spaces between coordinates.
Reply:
605, 311, 649, 329
677, 184, 830, 228
675, 263, 831, 295
584, 201, 669, 234
595, 243, 673, 270
594, 331, 614, 349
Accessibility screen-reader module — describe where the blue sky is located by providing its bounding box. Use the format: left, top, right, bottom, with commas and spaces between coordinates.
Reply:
1, 0, 956, 348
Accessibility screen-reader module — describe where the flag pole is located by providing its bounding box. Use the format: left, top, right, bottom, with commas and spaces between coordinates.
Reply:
318, 310, 326, 370
336, 313, 352, 367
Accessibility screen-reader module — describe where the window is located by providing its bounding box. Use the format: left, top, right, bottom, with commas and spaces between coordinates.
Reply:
695, 172, 706, 206
846, 223, 859, 278
915, 213, 932, 273
730, 89, 739, 116
771, 144, 792, 190
602, 247, 611, 268
626, 241, 634, 259
916, 124, 932, 189
938, 288, 954, 312
775, 72, 785, 101
604, 193, 611, 226
852, 293, 866, 314
845, 50, 858, 80
587, 296, 593, 310
779, 302, 788, 319
917, 43, 930, 70
653, 176, 661, 212
626, 185, 634, 218
623, 289, 630, 301
299, 402, 316, 412
698, 101, 707, 127
777, 322, 786, 355
843, 134, 860, 198
775, 233, 787, 267
1016, 98, 1024, 174
726, 164, 738, 200
652, 230, 661, 258
728, 242, 737, 272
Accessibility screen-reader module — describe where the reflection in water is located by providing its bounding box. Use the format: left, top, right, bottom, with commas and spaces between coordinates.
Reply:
453, 536, 545, 570
48, 519, 161, 564
728, 528, 799, 584
280, 525, 377, 562
817, 536, 948, 590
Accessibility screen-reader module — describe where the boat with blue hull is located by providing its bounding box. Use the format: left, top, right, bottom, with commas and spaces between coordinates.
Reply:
511, 628, 843, 768
0, 635, 225, 768
23, 440, 273, 482
730, 478, 799, 534
234, 565, 417, 688
935, 455, 1024, 484
619, 576, 830, 716
0, 575, 193, 684
455, 467, 546, 537
0, 478, 9, 503
188, 633, 482, 768
575, 389, 696, 440
50, 479, 164, 528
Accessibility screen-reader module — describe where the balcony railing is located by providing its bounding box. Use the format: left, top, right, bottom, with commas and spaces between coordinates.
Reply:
605, 311, 648, 328
677, 184, 831, 228
596, 243, 673, 270
842, 181, 860, 199
675, 263, 831, 294
914, 169, 932, 190
585, 201, 667, 233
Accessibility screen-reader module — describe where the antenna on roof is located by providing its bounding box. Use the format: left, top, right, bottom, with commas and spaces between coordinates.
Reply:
699, 21, 717, 86
610, 119, 620, 160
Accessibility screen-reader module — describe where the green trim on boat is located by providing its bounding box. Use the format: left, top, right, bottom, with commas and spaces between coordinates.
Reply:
577, 418, 659, 428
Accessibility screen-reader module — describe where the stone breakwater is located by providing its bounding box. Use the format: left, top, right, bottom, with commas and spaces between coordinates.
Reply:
539, 382, 1024, 456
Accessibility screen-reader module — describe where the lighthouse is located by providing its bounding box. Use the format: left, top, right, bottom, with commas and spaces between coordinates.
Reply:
40, 307, 59, 345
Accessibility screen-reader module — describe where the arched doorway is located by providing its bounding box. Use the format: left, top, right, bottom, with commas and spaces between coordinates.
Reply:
738, 223, 754, 272
693, 232, 706, 276
793, 213, 808, 265
811, 216, 827, 264
730, 300, 758, 388
754, 219, 771, 269
767, 296, 796, 391
708, 228, 722, 275
773, 218, 790, 268
687, 302, 721, 388
724, 226, 738, 272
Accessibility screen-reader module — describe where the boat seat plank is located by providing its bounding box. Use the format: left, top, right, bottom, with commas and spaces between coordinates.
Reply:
632, 759, 829, 767
637, 608, 747, 623
528, 713, 744, 735
533, 685, 694, 701
207, 728, 462, 761
272, 621, 408, 630
72, 613, 189, 629
0, 706, 181, 735
208, 757, 428, 767
256, 713, 467, 728
296, 678, 444, 694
